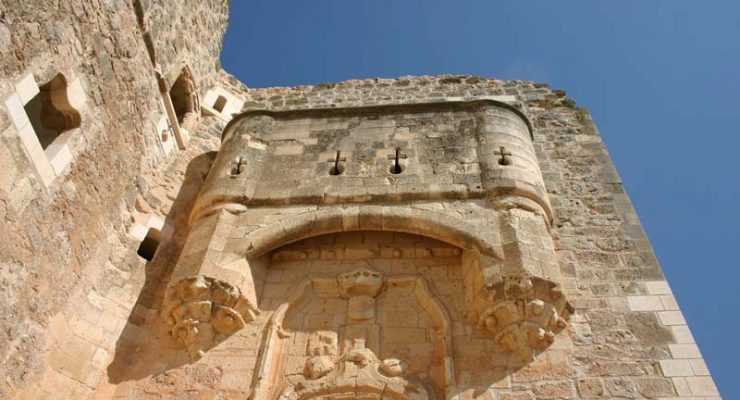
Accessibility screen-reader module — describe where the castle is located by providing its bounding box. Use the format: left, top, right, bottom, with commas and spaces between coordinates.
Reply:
0, 1, 720, 399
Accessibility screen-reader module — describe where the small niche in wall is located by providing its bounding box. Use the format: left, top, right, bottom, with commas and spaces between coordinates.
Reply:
137, 228, 162, 261
388, 147, 406, 174
6, 72, 86, 186
169, 67, 198, 124
24, 73, 81, 150
213, 95, 227, 113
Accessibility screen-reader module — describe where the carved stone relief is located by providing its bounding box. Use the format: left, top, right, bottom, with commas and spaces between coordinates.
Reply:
253, 262, 449, 399
477, 276, 572, 362
162, 275, 259, 359
169, 66, 200, 128
282, 336, 428, 400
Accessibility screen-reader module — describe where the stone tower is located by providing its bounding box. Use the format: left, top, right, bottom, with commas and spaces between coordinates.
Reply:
0, 1, 720, 399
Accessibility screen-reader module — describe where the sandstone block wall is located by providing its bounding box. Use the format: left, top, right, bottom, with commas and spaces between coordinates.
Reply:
100, 74, 719, 398
0, 0, 228, 397
0, 2, 720, 399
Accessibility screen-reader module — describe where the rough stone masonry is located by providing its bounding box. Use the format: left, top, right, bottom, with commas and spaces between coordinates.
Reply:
0, 1, 720, 399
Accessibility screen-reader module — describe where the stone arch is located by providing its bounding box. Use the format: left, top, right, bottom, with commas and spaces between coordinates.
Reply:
168, 65, 200, 127
224, 205, 502, 260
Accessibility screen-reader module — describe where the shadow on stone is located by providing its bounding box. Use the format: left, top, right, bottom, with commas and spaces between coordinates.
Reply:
107, 151, 218, 383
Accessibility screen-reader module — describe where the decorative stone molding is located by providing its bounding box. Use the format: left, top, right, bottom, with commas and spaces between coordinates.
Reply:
162, 275, 259, 359
281, 337, 428, 400
252, 263, 451, 399
478, 276, 572, 362
338, 267, 383, 298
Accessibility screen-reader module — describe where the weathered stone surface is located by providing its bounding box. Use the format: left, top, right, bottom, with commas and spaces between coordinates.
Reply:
0, 1, 720, 399
577, 377, 605, 398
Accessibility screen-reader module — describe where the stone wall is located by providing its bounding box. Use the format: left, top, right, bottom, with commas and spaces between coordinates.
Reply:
144, 0, 229, 92
185, 74, 715, 399
96, 74, 719, 398
0, 1, 720, 398
0, 0, 228, 397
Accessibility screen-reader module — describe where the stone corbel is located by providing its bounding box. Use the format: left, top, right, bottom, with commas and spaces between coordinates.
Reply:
162, 275, 260, 359
477, 275, 572, 363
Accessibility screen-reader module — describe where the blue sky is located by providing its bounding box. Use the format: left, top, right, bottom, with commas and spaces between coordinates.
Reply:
221, 1, 739, 395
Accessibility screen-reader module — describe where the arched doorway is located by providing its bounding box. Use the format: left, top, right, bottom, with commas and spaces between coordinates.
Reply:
252, 231, 456, 399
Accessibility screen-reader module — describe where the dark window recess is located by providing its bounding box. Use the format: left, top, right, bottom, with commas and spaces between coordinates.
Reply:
388, 147, 407, 174
495, 146, 512, 166
328, 150, 346, 175
137, 228, 162, 261
169, 68, 196, 123
25, 73, 81, 149
230, 156, 246, 176
213, 95, 227, 112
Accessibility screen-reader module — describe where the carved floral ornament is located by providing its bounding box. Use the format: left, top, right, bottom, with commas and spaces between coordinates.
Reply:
162, 275, 260, 359
477, 276, 572, 362
161, 271, 571, 366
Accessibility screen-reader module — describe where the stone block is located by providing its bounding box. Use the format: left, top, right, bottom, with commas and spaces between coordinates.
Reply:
645, 281, 673, 295
15, 73, 39, 104
671, 377, 691, 396
660, 295, 679, 311
576, 377, 604, 398
627, 295, 664, 311
658, 311, 686, 326
685, 376, 719, 396
635, 377, 676, 398
67, 77, 87, 109
690, 358, 710, 376
498, 391, 536, 400
129, 223, 149, 242
532, 380, 575, 399
45, 135, 73, 175
48, 336, 97, 382
669, 344, 701, 359
16, 122, 55, 186
274, 143, 304, 155
5, 92, 30, 129
659, 359, 694, 377
606, 377, 638, 398
671, 325, 695, 344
